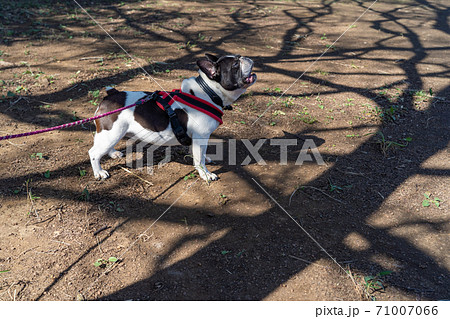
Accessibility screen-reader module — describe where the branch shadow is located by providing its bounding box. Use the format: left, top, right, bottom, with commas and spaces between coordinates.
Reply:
0, 0, 448, 301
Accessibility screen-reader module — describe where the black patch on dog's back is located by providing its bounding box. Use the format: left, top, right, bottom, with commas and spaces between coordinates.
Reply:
94, 91, 127, 133
95, 90, 189, 136
134, 93, 189, 133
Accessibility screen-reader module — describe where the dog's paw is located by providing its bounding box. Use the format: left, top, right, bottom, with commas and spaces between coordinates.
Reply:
198, 170, 218, 182
109, 150, 123, 159
94, 170, 110, 180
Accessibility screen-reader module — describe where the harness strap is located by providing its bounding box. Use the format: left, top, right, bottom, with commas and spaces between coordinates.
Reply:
150, 92, 190, 146
142, 89, 225, 146
158, 90, 223, 124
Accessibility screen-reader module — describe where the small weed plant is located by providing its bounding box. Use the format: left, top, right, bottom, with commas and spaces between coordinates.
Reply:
422, 192, 441, 207
94, 257, 118, 268
367, 132, 411, 156
363, 271, 392, 300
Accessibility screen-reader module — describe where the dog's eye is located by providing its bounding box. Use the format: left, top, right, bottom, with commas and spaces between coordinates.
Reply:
233, 61, 240, 68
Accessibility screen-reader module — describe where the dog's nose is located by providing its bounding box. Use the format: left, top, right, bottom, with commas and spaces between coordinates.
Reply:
241, 56, 254, 66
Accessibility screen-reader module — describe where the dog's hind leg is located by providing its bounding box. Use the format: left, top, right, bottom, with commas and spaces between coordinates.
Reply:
89, 126, 127, 179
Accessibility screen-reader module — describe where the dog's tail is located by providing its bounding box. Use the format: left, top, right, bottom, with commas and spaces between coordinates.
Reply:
105, 86, 120, 96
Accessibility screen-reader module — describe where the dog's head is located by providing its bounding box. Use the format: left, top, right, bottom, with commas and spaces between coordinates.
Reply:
197, 54, 257, 91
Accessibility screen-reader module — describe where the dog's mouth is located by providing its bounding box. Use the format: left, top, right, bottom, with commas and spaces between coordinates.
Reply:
239, 57, 257, 88
241, 67, 257, 88
244, 73, 257, 85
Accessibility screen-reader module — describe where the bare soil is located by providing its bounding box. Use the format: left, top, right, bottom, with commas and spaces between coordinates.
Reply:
0, 0, 449, 301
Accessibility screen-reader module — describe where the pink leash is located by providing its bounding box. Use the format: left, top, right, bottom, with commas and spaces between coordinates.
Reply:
0, 95, 153, 141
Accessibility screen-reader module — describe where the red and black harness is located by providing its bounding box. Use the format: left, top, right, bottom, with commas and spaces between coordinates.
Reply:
133, 86, 225, 146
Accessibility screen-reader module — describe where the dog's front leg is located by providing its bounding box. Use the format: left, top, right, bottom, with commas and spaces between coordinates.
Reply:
192, 136, 218, 182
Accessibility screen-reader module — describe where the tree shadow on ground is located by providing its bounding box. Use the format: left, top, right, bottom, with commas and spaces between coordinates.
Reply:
0, 0, 448, 300
96, 86, 448, 300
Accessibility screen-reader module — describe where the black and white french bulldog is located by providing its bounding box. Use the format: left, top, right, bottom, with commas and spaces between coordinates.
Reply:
89, 54, 257, 182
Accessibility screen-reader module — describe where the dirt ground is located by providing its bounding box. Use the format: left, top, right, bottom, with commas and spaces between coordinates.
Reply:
0, 0, 448, 301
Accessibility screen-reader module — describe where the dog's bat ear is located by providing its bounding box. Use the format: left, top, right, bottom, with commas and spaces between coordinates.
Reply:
204, 53, 219, 62
197, 58, 219, 80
